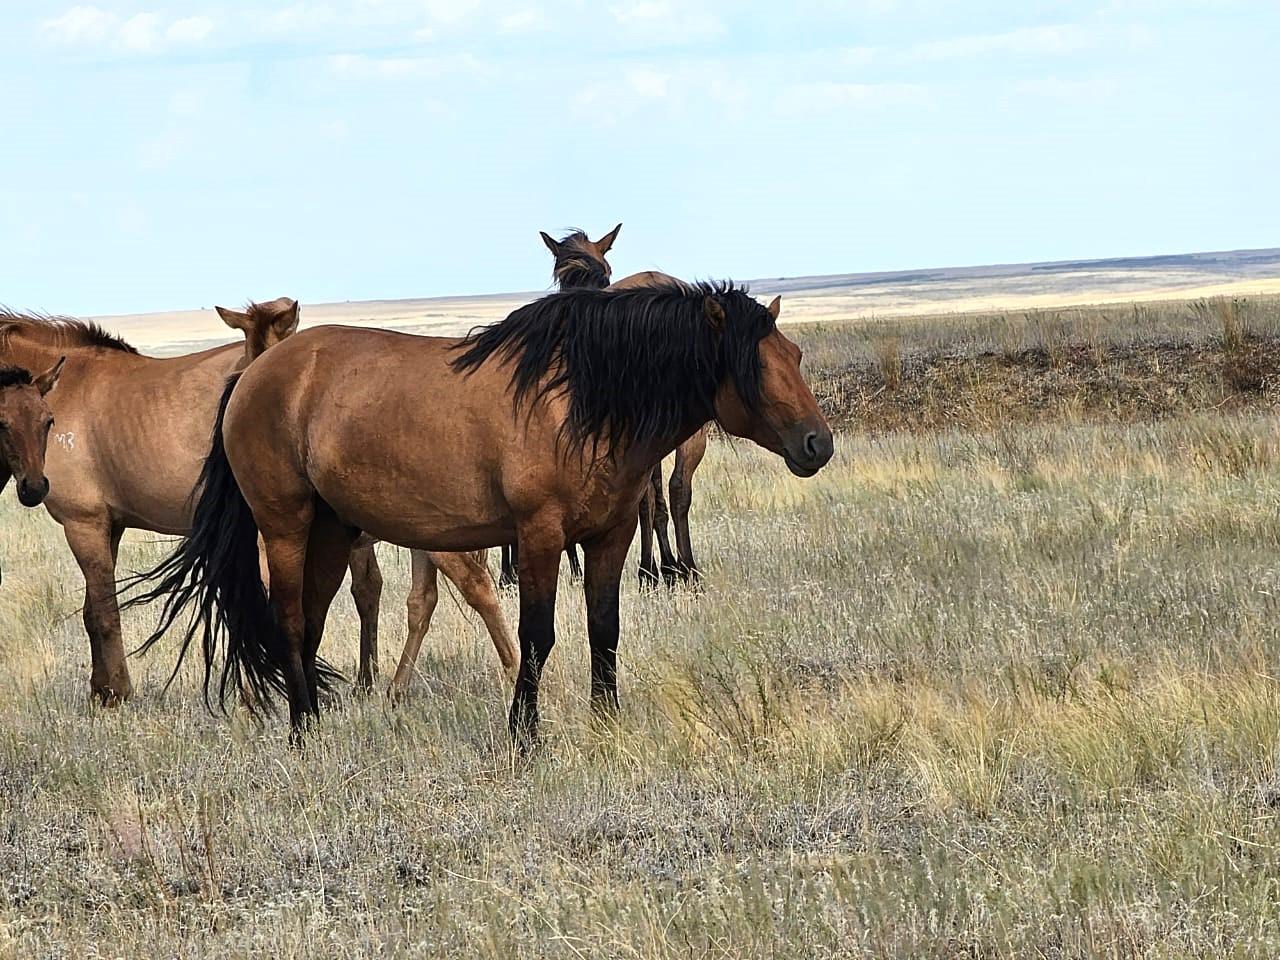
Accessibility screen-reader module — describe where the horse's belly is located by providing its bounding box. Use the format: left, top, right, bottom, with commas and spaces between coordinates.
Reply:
312, 467, 513, 552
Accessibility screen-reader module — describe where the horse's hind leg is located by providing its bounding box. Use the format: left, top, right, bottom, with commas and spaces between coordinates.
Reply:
390, 549, 439, 698
348, 536, 383, 692
301, 513, 360, 712
62, 517, 132, 704
669, 428, 707, 585
565, 544, 583, 579
260, 521, 316, 734
434, 551, 517, 674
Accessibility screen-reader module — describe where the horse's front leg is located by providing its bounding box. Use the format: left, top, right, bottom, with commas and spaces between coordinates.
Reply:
582, 519, 635, 716
509, 522, 562, 749
63, 517, 132, 704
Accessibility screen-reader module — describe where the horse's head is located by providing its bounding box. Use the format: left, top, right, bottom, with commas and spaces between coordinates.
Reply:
0, 358, 63, 507
217, 297, 301, 365
541, 225, 621, 290
709, 294, 833, 478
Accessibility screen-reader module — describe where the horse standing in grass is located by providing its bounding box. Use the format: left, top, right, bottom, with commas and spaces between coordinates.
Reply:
496, 224, 623, 588
0, 300, 512, 702
0, 360, 63, 586
500, 225, 705, 587
0, 307, 269, 702
608, 271, 711, 586
129, 281, 833, 743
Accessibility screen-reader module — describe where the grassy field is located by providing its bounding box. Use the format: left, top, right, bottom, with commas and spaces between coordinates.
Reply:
5, 299, 1280, 956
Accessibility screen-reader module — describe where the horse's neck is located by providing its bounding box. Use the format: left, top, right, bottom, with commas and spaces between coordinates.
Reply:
2, 334, 119, 372
613, 417, 709, 482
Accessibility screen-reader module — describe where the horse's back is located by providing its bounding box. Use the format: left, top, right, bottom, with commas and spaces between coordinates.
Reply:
224, 324, 524, 551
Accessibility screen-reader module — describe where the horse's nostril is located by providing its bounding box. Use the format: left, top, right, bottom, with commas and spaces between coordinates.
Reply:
804, 431, 820, 459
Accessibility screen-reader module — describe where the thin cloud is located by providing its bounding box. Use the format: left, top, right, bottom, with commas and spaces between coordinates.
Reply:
42, 5, 216, 51
499, 9, 547, 32
609, 1, 725, 40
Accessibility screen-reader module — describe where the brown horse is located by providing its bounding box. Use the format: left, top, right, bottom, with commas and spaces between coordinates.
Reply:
0, 360, 64, 586
504, 227, 702, 588
607, 271, 710, 586
130, 281, 834, 743
497, 224, 624, 587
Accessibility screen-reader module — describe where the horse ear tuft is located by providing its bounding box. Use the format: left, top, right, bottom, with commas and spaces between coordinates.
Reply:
766, 296, 781, 321
540, 231, 560, 255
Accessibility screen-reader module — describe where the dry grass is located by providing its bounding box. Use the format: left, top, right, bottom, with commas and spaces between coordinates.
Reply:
7, 297, 1280, 955
793, 293, 1280, 374
5, 413, 1280, 956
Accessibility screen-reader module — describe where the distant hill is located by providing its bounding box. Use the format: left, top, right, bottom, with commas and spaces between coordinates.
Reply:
95, 247, 1280, 355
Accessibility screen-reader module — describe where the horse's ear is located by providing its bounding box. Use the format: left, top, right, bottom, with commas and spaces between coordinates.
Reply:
540, 231, 560, 256
274, 299, 301, 336
766, 295, 781, 321
35, 356, 66, 397
704, 295, 726, 331
216, 306, 250, 331
595, 223, 622, 255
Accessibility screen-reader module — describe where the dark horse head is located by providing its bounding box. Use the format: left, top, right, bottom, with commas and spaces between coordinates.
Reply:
452, 280, 834, 476
0, 359, 64, 508
540, 225, 621, 290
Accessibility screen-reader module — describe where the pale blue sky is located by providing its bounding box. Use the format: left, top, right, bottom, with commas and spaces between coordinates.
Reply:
1, 1, 1275, 315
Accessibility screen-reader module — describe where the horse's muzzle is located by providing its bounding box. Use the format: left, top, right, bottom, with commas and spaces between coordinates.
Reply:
17, 476, 49, 507
782, 425, 834, 478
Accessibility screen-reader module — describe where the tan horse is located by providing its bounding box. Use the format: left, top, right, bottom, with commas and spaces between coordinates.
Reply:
0, 307, 273, 702
0, 360, 64, 586
131, 281, 834, 743
1, 299, 510, 703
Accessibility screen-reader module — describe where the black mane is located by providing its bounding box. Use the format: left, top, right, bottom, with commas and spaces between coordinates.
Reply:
0, 365, 33, 389
451, 280, 774, 460
552, 230, 611, 290
0, 309, 138, 354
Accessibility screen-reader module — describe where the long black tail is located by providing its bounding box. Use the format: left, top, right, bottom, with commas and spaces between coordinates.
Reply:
122, 374, 336, 714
